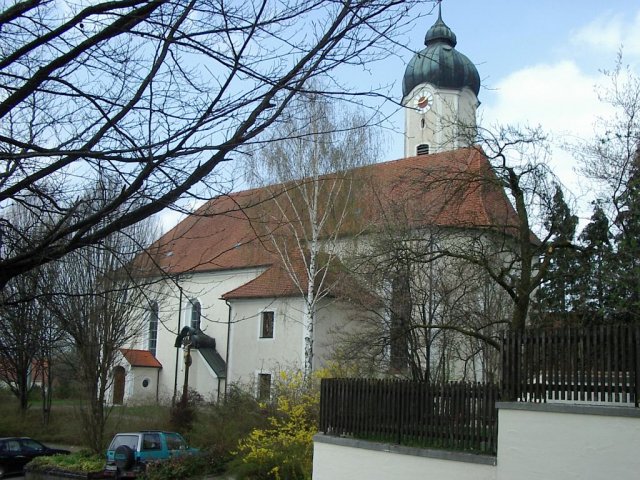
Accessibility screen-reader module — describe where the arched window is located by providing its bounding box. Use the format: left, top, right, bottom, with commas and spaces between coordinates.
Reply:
190, 300, 201, 331
148, 301, 159, 356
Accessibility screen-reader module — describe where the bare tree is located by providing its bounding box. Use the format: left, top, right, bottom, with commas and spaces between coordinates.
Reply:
407, 128, 578, 331
50, 182, 159, 452
245, 91, 383, 375
575, 57, 640, 228
0, 266, 60, 412
0, 0, 420, 291
329, 127, 575, 381
335, 218, 509, 382
0, 204, 64, 414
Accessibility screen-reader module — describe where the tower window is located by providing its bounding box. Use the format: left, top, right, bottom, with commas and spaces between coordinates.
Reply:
421, 118, 426, 129
417, 144, 430, 156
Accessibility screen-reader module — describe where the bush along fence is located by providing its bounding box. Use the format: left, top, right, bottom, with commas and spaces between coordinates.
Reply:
319, 378, 499, 455
501, 324, 640, 406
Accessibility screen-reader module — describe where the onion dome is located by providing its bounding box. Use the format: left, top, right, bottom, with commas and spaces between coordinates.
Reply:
402, 8, 480, 98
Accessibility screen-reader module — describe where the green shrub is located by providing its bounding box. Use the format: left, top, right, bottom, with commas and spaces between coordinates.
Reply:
188, 384, 271, 469
230, 371, 320, 480
142, 453, 211, 480
28, 450, 105, 473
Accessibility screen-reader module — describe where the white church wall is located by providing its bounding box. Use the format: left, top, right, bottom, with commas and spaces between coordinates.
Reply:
136, 267, 266, 402
227, 297, 307, 386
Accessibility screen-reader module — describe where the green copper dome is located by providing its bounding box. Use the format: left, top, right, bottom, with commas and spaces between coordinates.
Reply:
402, 9, 480, 98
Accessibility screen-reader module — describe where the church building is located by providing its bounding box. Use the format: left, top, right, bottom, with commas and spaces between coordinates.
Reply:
108, 8, 517, 405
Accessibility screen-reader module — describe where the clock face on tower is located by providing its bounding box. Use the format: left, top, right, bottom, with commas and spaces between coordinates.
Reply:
414, 89, 433, 113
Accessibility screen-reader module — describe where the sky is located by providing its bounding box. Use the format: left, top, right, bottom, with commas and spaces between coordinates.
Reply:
376, 0, 640, 220
159, 0, 640, 232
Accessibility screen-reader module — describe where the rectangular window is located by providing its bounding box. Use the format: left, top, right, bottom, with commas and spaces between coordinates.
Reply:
260, 311, 274, 338
258, 373, 271, 401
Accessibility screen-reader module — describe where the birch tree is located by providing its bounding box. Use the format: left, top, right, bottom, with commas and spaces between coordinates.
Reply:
246, 92, 382, 375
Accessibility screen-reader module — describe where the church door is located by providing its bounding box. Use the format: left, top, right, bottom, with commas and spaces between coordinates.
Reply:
113, 366, 126, 405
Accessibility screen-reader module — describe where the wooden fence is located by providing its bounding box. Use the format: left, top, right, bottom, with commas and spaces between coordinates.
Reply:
501, 324, 640, 406
319, 378, 499, 454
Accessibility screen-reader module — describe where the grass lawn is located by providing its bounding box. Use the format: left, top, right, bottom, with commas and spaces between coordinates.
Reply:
0, 391, 171, 447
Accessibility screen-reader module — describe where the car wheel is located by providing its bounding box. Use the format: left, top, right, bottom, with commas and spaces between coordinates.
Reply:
114, 445, 135, 472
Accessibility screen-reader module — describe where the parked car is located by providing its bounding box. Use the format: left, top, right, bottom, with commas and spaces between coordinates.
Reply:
0, 437, 70, 478
104, 431, 199, 478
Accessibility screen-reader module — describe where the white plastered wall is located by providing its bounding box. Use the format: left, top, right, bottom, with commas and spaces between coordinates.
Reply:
127, 366, 159, 404
313, 437, 496, 480
142, 267, 266, 402
226, 297, 306, 385
313, 404, 640, 480
496, 404, 640, 480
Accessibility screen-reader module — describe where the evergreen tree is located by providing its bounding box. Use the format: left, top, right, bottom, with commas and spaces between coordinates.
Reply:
532, 186, 578, 323
610, 150, 640, 322
574, 203, 614, 322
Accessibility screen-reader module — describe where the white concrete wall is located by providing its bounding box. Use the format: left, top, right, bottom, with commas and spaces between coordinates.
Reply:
496, 403, 640, 480
313, 436, 496, 480
313, 403, 640, 480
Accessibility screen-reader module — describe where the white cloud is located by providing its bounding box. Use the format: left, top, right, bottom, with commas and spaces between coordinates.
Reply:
482, 60, 609, 139
480, 61, 617, 216
570, 10, 640, 57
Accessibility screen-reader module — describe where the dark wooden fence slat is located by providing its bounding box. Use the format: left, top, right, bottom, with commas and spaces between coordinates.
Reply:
500, 324, 637, 406
318, 378, 500, 454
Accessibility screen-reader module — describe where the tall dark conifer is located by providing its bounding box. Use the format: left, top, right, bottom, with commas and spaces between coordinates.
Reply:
532, 186, 578, 323
574, 203, 614, 322
611, 150, 640, 322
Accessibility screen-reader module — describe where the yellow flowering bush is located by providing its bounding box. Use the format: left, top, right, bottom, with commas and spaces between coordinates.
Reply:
232, 370, 321, 480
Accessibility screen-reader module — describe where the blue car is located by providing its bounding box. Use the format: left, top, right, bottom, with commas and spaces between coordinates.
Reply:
105, 431, 198, 478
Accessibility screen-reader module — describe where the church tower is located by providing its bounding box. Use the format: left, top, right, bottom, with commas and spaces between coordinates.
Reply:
402, 6, 480, 156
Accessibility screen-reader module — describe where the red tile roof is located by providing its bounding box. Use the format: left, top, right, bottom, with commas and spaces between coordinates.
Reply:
121, 349, 162, 368
223, 262, 304, 300
142, 147, 521, 299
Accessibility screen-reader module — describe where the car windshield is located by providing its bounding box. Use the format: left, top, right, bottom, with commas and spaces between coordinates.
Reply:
108, 435, 138, 451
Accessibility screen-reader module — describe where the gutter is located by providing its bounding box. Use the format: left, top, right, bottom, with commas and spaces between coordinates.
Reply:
173, 284, 183, 406
225, 299, 232, 398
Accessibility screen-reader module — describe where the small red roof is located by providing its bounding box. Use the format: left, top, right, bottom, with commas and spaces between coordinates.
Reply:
121, 349, 162, 368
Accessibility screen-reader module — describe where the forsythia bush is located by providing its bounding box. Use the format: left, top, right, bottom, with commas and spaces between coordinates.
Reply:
233, 370, 321, 480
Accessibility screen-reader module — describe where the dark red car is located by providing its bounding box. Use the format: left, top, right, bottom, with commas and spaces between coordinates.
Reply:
0, 437, 70, 478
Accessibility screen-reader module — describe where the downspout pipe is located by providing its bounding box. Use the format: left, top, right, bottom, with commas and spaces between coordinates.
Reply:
225, 299, 232, 399
156, 368, 160, 403
173, 284, 183, 406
